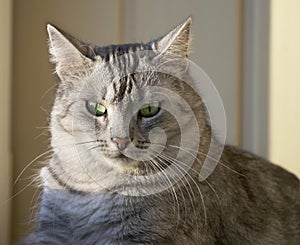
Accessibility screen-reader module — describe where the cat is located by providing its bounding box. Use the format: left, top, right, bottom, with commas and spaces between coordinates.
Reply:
21, 17, 300, 244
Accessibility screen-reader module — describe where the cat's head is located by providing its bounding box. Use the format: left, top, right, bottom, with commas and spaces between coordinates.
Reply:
45, 17, 209, 194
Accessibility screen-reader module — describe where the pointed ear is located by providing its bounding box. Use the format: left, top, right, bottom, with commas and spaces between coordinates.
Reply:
155, 17, 192, 57
47, 24, 92, 80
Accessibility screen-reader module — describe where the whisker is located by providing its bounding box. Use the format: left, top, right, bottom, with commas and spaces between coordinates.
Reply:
52, 139, 100, 149
148, 146, 201, 241
157, 153, 201, 240
157, 151, 208, 232
8, 175, 40, 203
41, 84, 57, 99
166, 144, 245, 177
14, 149, 54, 185
148, 158, 181, 233
13, 140, 101, 186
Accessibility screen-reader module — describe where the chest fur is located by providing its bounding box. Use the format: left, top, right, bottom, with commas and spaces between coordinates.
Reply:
36, 189, 178, 244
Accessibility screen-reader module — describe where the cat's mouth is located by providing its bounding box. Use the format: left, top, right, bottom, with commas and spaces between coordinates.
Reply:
100, 148, 137, 161
92, 146, 172, 176
98, 143, 152, 160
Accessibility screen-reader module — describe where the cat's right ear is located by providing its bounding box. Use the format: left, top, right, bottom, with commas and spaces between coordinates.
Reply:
47, 24, 92, 80
155, 17, 192, 58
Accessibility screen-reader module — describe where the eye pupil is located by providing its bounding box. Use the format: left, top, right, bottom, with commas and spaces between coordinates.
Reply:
86, 101, 107, 117
139, 102, 160, 118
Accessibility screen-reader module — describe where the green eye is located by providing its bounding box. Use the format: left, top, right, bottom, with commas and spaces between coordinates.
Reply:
139, 102, 160, 118
86, 101, 107, 116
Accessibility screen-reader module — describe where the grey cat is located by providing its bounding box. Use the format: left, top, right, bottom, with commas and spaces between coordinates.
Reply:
21, 18, 300, 244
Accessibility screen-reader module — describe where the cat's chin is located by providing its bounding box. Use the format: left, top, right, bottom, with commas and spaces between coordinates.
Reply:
108, 155, 138, 166
104, 155, 154, 176
94, 148, 159, 175
102, 151, 123, 158
102, 151, 131, 162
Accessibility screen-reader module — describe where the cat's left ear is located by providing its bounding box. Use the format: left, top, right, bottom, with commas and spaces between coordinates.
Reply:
155, 17, 192, 57
47, 24, 93, 80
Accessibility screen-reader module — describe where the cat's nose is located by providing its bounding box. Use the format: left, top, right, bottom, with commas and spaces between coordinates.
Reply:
111, 137, 130, 151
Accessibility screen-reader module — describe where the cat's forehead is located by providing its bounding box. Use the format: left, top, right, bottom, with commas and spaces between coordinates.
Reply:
105, 75, 137, 103
80, 44, 183, 104
84, 55, 162, 103
89, 71, 157, 104
92, 42, 156, 62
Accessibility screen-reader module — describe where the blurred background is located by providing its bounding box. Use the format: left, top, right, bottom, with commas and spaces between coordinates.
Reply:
0, 0, 299, 244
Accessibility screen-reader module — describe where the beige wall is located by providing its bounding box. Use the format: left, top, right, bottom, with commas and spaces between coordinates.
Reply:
0, 0, 12, 244
269, 0, 300, 177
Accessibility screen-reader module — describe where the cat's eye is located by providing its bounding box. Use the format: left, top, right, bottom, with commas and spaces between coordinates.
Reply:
139, 102, 160, 118
86, 101, 107, 117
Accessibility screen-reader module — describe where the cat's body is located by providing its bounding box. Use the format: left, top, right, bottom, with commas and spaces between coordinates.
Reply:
22, 18, 300, 244
23, 146, 300, 244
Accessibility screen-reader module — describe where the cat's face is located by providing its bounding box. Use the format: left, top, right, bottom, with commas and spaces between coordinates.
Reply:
46, 18, 207, 193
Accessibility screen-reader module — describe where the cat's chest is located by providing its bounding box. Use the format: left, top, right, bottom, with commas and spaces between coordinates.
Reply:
39, 189, 164, 244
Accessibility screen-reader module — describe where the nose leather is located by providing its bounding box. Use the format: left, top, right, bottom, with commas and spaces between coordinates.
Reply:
111, 137, 130, 150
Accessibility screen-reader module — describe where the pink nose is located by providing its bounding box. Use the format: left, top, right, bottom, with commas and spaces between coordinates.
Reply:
111, 137, 130, 150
